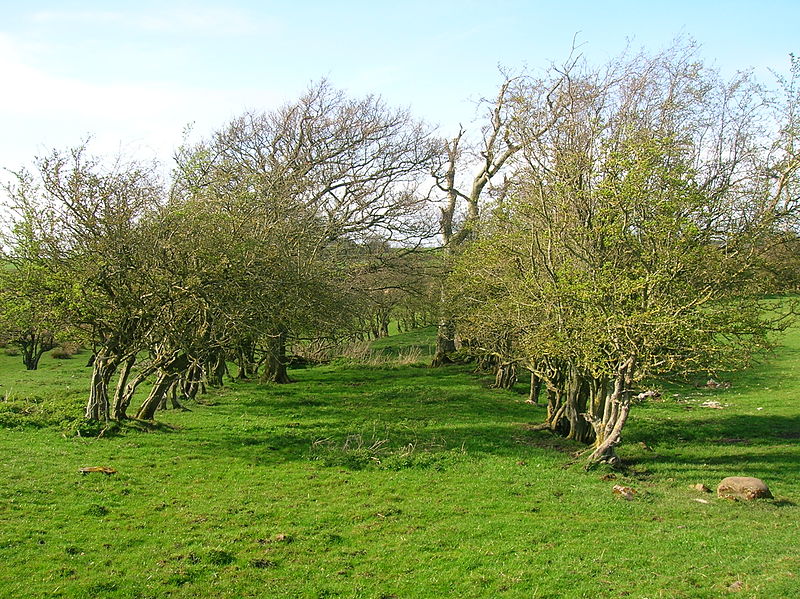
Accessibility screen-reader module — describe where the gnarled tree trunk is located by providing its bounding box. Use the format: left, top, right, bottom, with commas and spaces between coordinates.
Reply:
85, 354, 119, 421
260, 329, 291, 384
586, 356, 636, 465
493, 361, 518, 389
110, 356, 136, 420
431, 317, 457, 367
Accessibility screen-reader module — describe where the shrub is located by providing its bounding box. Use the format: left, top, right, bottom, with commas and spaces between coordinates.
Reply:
61, 342, 83, 354
50, 347, 74, 359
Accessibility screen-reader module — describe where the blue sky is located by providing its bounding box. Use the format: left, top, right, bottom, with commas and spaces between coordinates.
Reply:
0, 0, 797, 174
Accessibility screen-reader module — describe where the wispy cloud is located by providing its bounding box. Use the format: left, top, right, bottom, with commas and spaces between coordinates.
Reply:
0, 33, 282, 171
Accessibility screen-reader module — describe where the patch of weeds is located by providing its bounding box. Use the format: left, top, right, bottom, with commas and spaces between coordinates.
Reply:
86, 581, 118, 594
206, 549, 235, 565
250, 559, 278, 569
309, 434, 467, 471
0, 393, 83, 430
84, 504, 109, 517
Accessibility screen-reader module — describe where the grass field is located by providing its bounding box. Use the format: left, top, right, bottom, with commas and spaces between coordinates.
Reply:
0, 326, 798, 598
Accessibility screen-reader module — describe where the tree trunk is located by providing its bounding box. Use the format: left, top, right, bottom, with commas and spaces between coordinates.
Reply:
587, 357, 636, 465
377, 310, 390, 338
114, 362, 158, 420
134, 353, 191, 420
167, 380, 190, 410
236, 341, 256, 380
110, 356, 136, 420
260, 329, 291, 384
19, 331, 55, 370
84, 354, 118, 421
136, 371, 179, 420
528, 370, 541, 404
541, 366, 597, 444
206, 351, 227, 387
492, 361, 518, 389
181, 362, 204, 400
431, 317, 457, 367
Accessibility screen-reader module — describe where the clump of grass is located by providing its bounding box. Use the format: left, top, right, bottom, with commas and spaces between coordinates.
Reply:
50, 347, 74, 359
0, 392, 84, 430
337, 341, 426, 367
309, 432, 466, 470
206, 549, 236, 566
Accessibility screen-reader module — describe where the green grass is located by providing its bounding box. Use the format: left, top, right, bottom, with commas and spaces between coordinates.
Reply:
0, 328, 798, 598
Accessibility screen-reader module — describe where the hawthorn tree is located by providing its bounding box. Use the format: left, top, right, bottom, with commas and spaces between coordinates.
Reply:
174, 80, 439, 383
2, 147, 165, 419
449, 44, 799, 464
0, 263, 62, 370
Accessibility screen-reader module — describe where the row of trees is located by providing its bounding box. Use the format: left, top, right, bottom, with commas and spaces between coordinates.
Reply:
1, 82, 441, 421
439, 47, 799, 462
2, 42, 797, 462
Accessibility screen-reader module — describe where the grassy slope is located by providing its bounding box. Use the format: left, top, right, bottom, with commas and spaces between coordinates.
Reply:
0, 329, 798, 599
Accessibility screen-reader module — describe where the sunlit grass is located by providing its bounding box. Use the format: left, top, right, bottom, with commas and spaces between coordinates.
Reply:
0, 326, 798, 598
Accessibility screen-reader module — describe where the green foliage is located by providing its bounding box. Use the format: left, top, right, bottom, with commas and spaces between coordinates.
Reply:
447, 49, 799, 457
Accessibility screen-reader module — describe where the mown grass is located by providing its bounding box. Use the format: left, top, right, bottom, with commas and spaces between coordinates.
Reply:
0, 327, 798, 598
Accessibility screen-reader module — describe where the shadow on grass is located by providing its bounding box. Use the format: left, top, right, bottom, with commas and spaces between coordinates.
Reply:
627, 412, 800, 445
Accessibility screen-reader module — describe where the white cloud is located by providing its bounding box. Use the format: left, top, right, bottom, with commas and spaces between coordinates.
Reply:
0, 33, 283, 173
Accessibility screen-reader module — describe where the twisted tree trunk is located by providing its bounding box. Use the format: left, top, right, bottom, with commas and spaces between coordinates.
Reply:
85, 354, 119, 421
587, 356, 636, 465
110, 356, 136, 420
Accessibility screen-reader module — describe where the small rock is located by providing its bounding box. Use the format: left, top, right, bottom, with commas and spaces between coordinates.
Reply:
634, 390, 661, 402
612, 485, 636, 501
717, 477, 773, 500
79, 466, 117, 475
727, 580, 743, 592
700, 400, 724, 409
690, 483, 712, 493
692, 498, 710, 504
